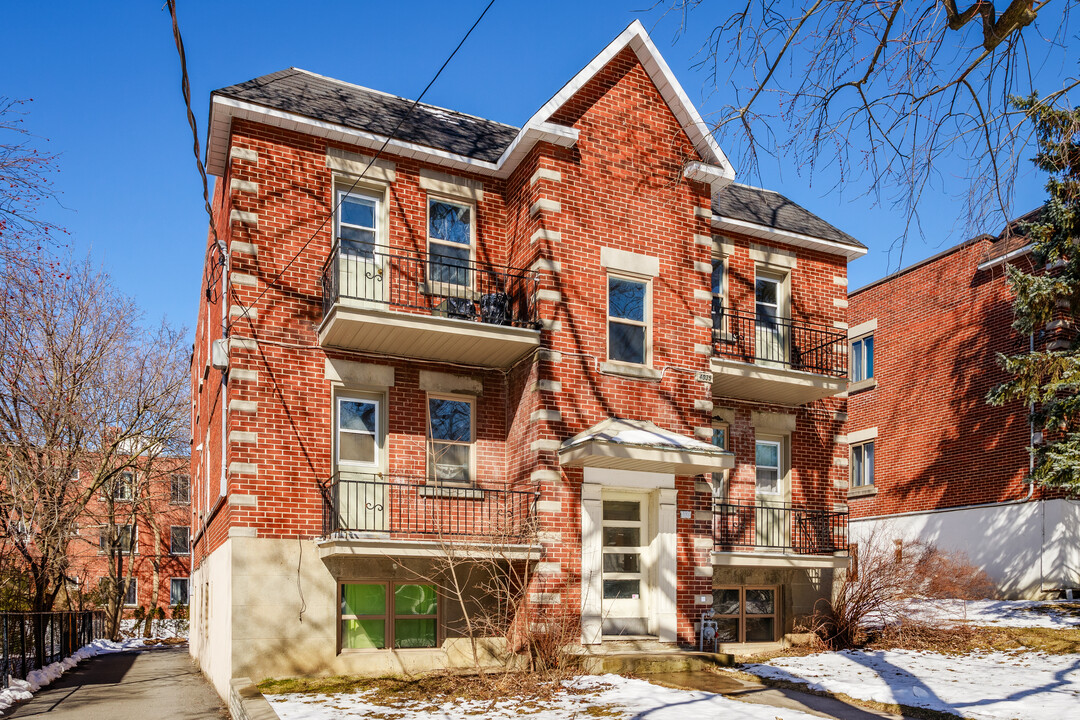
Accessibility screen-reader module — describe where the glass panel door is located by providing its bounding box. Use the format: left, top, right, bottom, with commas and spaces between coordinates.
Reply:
755, 273, 787, 366
337, 190, 386, 304
755, 439, 786, 548
601, 496, 648, 635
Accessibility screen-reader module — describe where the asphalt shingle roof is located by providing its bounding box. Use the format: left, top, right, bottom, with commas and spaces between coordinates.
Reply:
713, 183, 864, 249
214, 68, 521, 164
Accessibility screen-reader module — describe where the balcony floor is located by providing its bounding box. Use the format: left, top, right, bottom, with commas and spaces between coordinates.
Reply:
316, 534, 542, 560
319, 300, 540, 367
711, 550, 850, 569
710, 356, 847, 405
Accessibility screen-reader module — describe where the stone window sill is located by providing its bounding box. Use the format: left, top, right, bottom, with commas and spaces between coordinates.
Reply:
847, 484, 877, 499
847, 378, 877, 395
598, 361, 662, 381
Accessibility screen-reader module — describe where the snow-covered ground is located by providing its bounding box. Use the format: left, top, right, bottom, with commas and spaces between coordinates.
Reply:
0, 638, 144, 714
902, 599, 1080, 629
742, 649, 1080, 720
117, 617, 189, 639
266, 674, 828, 720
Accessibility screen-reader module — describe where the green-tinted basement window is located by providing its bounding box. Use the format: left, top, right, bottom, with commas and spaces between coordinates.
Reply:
341, 583, 386, 649
394, 584, 437, 648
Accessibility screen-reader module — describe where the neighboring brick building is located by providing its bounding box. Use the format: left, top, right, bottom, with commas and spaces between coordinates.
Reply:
66, 458, 191, 613
846, 221, 1080, 598
188, 22, 864, 696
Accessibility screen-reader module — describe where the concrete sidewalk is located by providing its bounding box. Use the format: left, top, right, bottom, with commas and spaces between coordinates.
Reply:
4, 645, 228, 719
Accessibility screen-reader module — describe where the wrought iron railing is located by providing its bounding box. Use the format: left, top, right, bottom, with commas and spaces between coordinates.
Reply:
713, 501, 847, 555
1, 611, 106, 688
712, 306, 847, 377
318, 473, 538, 543
320, 242, 540, 328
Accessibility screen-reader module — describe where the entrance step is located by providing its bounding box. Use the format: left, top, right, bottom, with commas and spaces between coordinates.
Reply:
574, 650, 735, 675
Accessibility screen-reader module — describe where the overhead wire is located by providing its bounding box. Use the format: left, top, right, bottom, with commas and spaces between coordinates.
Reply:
226, 0, 498, 333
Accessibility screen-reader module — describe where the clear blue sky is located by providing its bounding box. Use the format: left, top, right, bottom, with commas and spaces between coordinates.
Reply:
0, 1, 1051, 332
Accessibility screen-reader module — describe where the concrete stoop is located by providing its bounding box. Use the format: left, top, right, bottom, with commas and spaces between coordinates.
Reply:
566, 640, 735, 675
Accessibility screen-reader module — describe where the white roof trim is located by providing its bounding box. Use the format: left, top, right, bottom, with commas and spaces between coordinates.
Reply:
519, 20, 735, 183
712, 215, 867, 261
977, 243, 1032, 271
206, 96, 579, 179
684, 161, 731, 193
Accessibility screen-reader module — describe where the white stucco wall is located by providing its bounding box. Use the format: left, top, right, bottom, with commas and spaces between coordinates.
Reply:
849, 498, 1080, 599
190, 538, 233, 699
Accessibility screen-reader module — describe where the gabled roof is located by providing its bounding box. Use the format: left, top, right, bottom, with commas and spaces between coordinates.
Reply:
213, 68, 520, 164
713, 183, 866, 259
559, 417, 734, 475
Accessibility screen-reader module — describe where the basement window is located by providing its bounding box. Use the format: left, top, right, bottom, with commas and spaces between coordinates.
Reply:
712, 586, 777, 643
340, 583, 437, 651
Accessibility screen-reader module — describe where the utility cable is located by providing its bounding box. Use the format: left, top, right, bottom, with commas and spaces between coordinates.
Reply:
226, 0, 497, 332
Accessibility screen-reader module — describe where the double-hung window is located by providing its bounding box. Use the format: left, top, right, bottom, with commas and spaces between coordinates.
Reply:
337, 396, 379, 468
755, 440, 781, 496
711, 256, 725, 331
851, 441, 875, 487
427, 395, 474, 483
170, 526, 190, 555
340, 582, 438, 650
113, 472, 134, 501
607, 275, 649, 365
123, 578, 138, 606
171, 474, 190, 504
101, 524, 135, 555
427, 198, 472, 287
170, 577, 189, 606
851, 334, 874, 382
336, 190, 379, 260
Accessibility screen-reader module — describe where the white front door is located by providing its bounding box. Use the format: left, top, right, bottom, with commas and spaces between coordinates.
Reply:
754, 438, 787, 549
755, 272, 788, 367
601, 493, 649, 636
336, 189, 387, 305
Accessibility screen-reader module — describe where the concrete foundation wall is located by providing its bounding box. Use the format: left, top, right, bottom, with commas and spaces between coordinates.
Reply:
190, 539, 233, 698
849, 498, 1080, 599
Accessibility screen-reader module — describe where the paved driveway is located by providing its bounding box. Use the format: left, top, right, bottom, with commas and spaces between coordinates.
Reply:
4, 646, 227, 719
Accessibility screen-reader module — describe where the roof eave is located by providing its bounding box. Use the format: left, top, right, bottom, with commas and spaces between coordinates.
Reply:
712, 215, 867, 261
558, 440, 735, 475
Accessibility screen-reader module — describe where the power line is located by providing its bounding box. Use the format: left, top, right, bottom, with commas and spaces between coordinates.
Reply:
165, 0, 224, 301
227, 0, 497, 332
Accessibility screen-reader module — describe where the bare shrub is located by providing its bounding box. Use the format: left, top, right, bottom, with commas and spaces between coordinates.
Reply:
810, 529, 998, 649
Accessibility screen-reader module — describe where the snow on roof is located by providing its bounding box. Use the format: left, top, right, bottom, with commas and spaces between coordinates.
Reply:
560, 417, 726, 455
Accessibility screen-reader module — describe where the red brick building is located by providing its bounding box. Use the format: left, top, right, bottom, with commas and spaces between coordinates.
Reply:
188, 22, 864, 695
846, 221, 1079, 598
66, 458, 191, 613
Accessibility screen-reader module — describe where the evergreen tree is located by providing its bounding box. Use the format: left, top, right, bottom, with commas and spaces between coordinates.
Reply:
988, 98, 1080, 492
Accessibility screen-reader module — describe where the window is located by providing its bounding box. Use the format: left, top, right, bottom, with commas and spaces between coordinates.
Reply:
123, 578, 138, 606
851, 334, 874, 382
607, 275, 649, 365
427, 396, 474, 483
711, 256, 725, 329
100, 524, 135, 555
711, 423, 730, 489
427, 198, 473, 286
113, 472, 134, 501
755, 440, 782, 496
336, 189, 379, 259
170, 578, 189, 606
171, 474, 191, 504
170, 526, 190, 555
712, 586, 778, 643
851, 441, 875, 487
337, 396, 379, 468
340, 583, 437, 650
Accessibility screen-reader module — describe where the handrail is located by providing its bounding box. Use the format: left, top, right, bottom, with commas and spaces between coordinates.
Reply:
319, 473, 538, 543
320, 241, 540, 328
712, 306, 848, 377
713, 501, 848, 555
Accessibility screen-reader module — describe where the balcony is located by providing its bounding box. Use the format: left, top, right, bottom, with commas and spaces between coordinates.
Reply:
710, 307, 847, 405
316, 473, 540, 559
712, 501, 849, 569
319, 243, 541, 367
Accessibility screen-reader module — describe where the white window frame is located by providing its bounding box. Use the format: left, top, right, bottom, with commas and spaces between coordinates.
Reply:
851, 334, 874, 382
170, 577, 190, 606
426, 393, 476, 485
113, 471, 135, 502
606, 272, 652, 366
335, 394, 381, 470
754, 438, 783, 497
335, 188, 381, 258
123, 577, 138, 607
711, 254, 726, 333
170, 525, 191, 556
851, 440, 875, 487
426, 196, 475, 290
170, 474, 191, 505
101, 523, 137, 555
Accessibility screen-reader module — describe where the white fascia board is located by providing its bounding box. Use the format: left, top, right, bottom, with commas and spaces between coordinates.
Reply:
977, 244, 1032, 271
519, 20, 736, 180
684, 161, 733, 193
712, 215, 868, 261
207, 96, 579, 181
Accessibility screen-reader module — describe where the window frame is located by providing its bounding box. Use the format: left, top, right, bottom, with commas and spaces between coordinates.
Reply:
426, 393, 476, 485
426, 195, 476, 291
850, 440, 875, 488
170, 525, 191, 556
712, 585, 779, 643
711, 254, 727, 334
100, 523, 137, 556
335, 394, 382, 471
123, 577, 138, 607
338, 581, 440, 652
754, 438, 783, 497
170, 474, 191, 505
113, 471, 135, 502
606, 272, 652, 367
170, 577, 190, 606
850, 333, 875, 382
334, 187, 381, 260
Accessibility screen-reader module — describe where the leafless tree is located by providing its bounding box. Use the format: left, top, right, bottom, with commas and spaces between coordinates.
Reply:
660, 0, 1076, 262
0, 255, 188, 651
